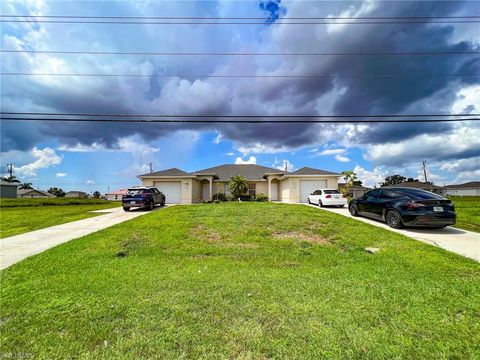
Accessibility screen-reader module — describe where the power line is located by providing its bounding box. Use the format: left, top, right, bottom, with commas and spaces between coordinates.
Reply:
1, 117, 478, 124
2, 15, 479, 20
2, 19, 479, 25
3, 112, 477, 118
2, 72, 478, 79
2, 49, 478, 56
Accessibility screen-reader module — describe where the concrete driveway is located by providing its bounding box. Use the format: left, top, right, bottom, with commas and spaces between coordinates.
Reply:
0, 206, 168, 270
306, 204, 480, 262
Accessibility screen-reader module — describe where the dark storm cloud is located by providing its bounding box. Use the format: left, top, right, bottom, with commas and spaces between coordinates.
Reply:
1, 0, 479, 152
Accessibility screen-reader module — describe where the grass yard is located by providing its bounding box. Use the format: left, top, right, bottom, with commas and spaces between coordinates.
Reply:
1, 203, 479, 359
449, 196, 480, 233
0, 198, 120, 238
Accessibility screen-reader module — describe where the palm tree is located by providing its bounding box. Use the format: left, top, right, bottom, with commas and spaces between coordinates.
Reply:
1, 175, 20, 183
19, 182, 33, 189
340, 170, 358, 197
229, 175, 249, 200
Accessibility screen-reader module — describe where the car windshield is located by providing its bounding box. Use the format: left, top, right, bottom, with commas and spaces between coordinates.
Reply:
324, 190, 341, 194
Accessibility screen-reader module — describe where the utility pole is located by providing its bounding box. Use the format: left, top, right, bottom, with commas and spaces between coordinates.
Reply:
7, 163, 13, 178
284, 160, 288, 172
149, 162, 153, 173
422, 160, 428, 184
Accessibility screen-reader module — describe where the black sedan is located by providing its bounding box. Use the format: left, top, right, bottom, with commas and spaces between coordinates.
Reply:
348, 187, 456, 229
122, 187, 165, 211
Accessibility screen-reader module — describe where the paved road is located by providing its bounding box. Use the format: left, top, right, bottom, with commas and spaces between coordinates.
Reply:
0, 206, 167, 270
306, 204, 480, 262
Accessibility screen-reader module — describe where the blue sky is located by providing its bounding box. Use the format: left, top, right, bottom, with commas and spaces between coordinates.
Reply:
1, 0, 479, 193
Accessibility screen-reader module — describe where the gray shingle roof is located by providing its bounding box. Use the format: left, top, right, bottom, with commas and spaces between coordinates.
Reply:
17, 189, 54, 197
391, 182, 446, 190
289, 167, 340, 176
139, 168, 191, 177
193, 164, 285, 181
0, 180, 18, 186
446, 181, 480, 188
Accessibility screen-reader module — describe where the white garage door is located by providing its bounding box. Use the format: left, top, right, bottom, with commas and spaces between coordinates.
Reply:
300, 180, 328, 203
153, 181, 181, 204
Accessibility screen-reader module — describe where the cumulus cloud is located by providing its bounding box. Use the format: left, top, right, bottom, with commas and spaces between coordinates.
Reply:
353, 165, 388, 188
235, 156, 257, 164
13, 147, 62, 177
319, 149, 347, 156
56, 172, 67, 177
86, 180, 95, 185
335, 154, 351, 163
1, 0, 479, 176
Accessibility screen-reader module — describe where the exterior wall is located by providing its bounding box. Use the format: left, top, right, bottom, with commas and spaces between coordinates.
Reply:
0, 185, 17, 198
447, 188, 480, 196
279, 178, 291, 202
65, 192, 87, 198
191, 179, 202, 203
279, 176, 338, 203
106, 194, 123, 201
255, 181, 268, 196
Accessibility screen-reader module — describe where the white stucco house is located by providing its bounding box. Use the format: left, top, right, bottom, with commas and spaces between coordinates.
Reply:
446, 181, 480, 196
138, 164, 340, 204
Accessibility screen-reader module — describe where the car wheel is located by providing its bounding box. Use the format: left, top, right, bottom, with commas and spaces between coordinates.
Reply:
148, 201, 154, 211
319, 200, 323, 207
349, 203, 359, 217
162, 199, 166, 207
123, 207, 130, 212
307, 198, 311, 204
385, 209, 403, 229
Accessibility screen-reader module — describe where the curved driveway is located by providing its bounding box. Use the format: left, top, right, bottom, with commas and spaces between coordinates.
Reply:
306, 204, 480, 262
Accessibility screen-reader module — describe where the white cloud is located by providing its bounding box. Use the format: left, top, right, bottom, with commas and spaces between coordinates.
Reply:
225, 152, 235, 156
272, 157, 295, 171
353, 165, 388, 188
213, 132, 222, 144
238, 144, 291, 155
56, 172, 67, 177
335, 154, 351, 162
13, 147, 62, 177
86, 180, 95, 185
235, 156, 257, 164
319, 148, 347, 156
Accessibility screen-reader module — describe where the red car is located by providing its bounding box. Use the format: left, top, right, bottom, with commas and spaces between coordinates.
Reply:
122, 187, 166, 211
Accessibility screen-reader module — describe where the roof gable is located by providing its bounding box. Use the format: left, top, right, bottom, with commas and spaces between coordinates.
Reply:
139, 168, 191, 177
290, 167, 339, 176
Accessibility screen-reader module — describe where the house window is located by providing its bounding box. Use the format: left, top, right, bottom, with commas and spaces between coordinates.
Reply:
248, 183, 256, 197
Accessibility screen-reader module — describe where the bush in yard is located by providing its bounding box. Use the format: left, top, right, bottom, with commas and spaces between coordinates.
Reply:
213, 193, 227, 201
256, 194, 268, 202
229, 175, 248, 200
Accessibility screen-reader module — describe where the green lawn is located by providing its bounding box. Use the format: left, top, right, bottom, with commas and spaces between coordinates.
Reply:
0, 198, 120, 238
1, 203, 479, 359
450, 196, 480, 233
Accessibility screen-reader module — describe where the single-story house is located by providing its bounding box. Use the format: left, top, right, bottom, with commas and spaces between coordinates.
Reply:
338, 183, 371, 198
65, 191, 88, 198
446, 181, 480, 196
106, 189, 128, 201
138, 164, 340, 204
17, 189, 55, 198
0, 181, 18, 198
390, 181, 447, 196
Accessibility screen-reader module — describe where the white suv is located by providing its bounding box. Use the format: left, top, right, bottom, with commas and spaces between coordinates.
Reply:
307, 189, 347, 207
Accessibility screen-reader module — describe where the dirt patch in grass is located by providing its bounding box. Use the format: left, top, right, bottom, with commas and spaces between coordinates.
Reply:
191, 224, 222, 243
272, 231, 332, 245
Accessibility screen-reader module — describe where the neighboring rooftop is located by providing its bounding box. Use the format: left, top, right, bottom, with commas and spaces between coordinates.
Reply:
17, 189, 54, 197
390, 182, 446, 189
107, 189, 128, 195
0, 181, 18, 186
446, 181, 480, 188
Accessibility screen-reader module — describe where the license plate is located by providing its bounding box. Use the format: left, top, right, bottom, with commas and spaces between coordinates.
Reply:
130, 201, 136, 205
433, 206, 443, 212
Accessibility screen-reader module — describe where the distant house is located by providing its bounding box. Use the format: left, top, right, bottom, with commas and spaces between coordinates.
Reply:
391, 181, 447, 196
446, 182, 480, 196
338, 183, 371, 198
106, 189, 128, 201
17, 189, 56, 198
0, 181, 18, 198
65, 191, 88, 198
